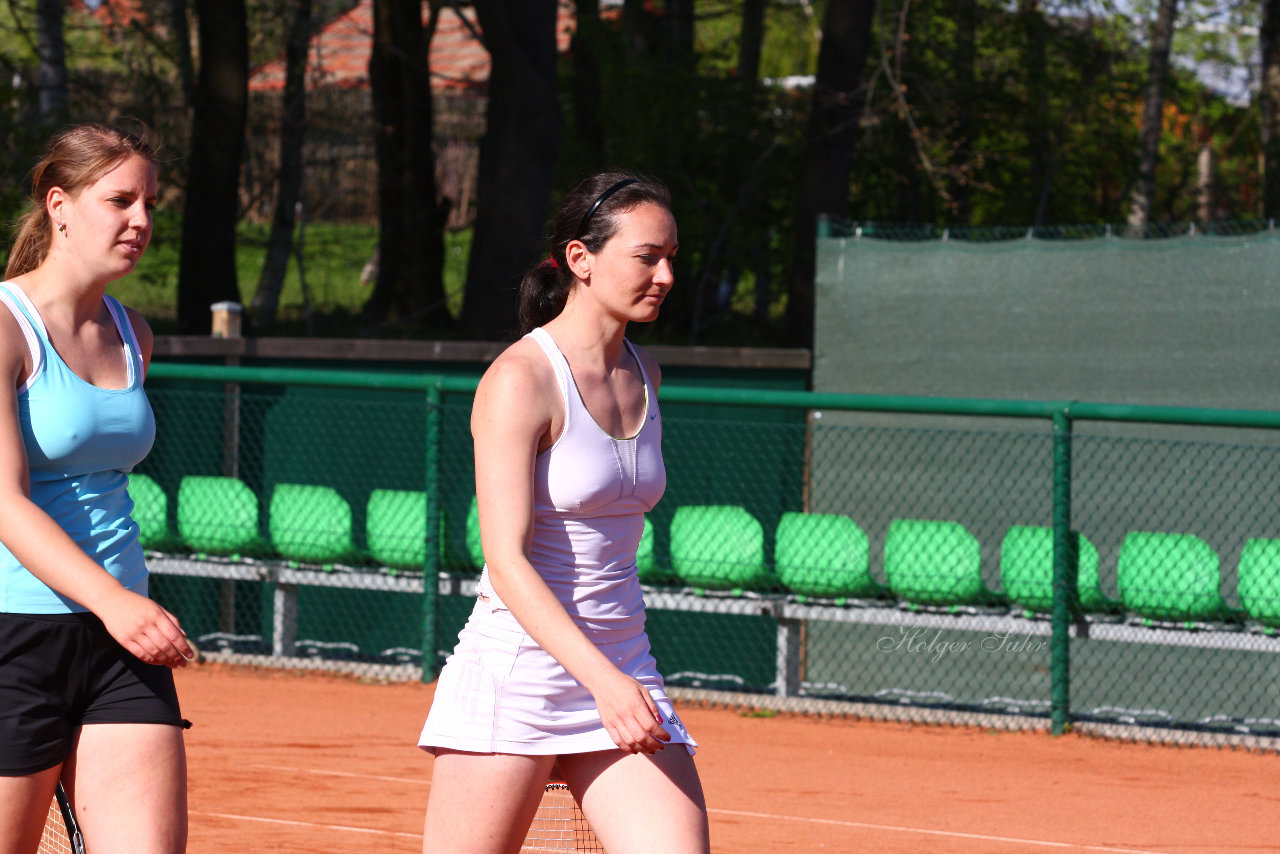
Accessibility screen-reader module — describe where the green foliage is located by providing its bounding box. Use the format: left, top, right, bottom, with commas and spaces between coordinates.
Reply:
0, 110, 43, 233
113, 212, 470, 336
757, 1, 824, 80
2, 0, 1268, 346
1132, 0, 1258, 78
0, 5, 46, 226
550, 0, 1262, 344
686, 0, 821, 78
555, 7, 808, 345
844, 0, 1258, 227
0, 0, 191, 195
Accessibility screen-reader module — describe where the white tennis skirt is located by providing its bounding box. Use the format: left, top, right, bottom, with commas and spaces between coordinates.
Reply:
418, 599, 696, 756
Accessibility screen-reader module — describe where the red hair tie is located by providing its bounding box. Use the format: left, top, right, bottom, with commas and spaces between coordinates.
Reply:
546, 255, 559, 269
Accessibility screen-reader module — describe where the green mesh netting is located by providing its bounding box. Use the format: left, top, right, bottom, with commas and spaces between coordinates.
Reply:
815, 229, 1280, 409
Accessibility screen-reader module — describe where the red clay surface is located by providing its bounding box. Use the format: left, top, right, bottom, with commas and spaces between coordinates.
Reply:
177, 662, 1277, 853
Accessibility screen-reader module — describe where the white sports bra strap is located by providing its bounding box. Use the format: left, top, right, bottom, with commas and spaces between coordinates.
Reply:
102, 295, 140, 386
527, 327, 572, 407
0, 284, 44, 394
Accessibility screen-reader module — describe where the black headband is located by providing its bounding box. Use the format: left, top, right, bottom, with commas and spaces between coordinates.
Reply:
575, 178, 641, 238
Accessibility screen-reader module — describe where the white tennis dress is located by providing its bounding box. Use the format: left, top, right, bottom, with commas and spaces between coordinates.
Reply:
418, 327, 696, 756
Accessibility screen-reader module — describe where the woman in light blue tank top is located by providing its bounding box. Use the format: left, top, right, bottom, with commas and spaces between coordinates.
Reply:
421, 174, 710, 853
0, 124, 193, 854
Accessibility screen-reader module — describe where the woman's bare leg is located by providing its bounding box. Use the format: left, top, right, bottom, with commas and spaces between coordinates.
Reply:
0, 764, 62, 854
559, 748, 709, 854
423, 750, 557, 854
68, 722, 188, 854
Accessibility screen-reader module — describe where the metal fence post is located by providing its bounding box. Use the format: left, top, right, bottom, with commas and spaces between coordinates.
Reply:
421, 384, 443, 683
272, 582, 298, 658
211, 302, 243, 636
775, 617, 803, 697
1051, 410, 1073, 735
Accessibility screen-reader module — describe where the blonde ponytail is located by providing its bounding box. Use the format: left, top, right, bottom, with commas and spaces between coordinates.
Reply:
5, 122, 158, 279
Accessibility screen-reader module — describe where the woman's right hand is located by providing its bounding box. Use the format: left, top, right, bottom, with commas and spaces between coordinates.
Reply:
589, 668, 671, 755
96, 587, 195, 668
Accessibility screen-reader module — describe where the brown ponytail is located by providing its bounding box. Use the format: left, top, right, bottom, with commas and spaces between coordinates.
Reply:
517, 171, 671, 334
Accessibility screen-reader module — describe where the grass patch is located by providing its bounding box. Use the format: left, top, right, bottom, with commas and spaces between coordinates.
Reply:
116, 213, 472, 336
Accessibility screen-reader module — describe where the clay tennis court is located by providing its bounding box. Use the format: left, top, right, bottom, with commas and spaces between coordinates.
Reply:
175, 661, 1274, 853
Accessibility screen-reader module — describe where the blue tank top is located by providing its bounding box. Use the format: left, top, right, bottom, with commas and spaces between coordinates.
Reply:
0, 283, 156, 614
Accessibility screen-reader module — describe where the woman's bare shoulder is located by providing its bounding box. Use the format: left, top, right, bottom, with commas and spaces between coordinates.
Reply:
474, 336, 559, 424
481, 337, 553, 388
628, 341, 663, 390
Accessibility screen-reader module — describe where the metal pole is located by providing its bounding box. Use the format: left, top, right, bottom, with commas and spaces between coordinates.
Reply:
1050, 411, 1073, 735
212, 302, 243, 634
421, 386, 443, 683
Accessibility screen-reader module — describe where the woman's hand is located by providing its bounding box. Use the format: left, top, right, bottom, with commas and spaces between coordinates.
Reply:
96, 587, 195, 668
589, 669, 671, 755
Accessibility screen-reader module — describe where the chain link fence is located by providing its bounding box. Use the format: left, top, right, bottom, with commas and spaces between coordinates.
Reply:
139, 364, 1280, 749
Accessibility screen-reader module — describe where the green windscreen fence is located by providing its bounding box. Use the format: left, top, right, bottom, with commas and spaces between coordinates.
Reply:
814, 226, 1280, 409
138, 368, 805, 693
137, 364, 1280, 751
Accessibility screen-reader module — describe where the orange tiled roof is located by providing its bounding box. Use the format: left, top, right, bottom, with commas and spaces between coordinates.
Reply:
74, 0, 145, 26
251, 1, 576, 93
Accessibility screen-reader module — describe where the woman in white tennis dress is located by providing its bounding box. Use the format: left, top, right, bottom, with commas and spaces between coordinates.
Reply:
419, 174, 709, 854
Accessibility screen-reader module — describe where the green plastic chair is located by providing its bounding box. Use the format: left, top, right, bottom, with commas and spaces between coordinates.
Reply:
466, 495, 485, 569
1235, 538, 1280, 627
1117, 531, 1228, 621
366, 489, 430, 570
1000, 525, 1110, 613
269, 483, 354, 564
128, 472, 170, 550
177, 476, 261, 556
774, 512, 876, 598
636, 517, 660, 583
669, 505, 769, 591
883, 519, 985, 606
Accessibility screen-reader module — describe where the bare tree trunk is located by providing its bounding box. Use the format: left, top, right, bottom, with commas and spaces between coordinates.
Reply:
784, 0, 876, 349
952, 0, 977, 221
663, 0, 695, 68
250, 0, 312, 332
1126, 0, 1179, 231
36, 0, 66, 125
169, 0, 196, 108
458, 0, 561, 340
177, 0, 248, 334
888, 7, 922, 221
571, 0, 604, 167
1196, 142, 1213, 223
622, 0, 649, 56
739, 0, 768, 323
1261, 0, 1280, 218
363, 0, 450, 331
738, 0, 765, 81
1020, 0, 1051, 226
